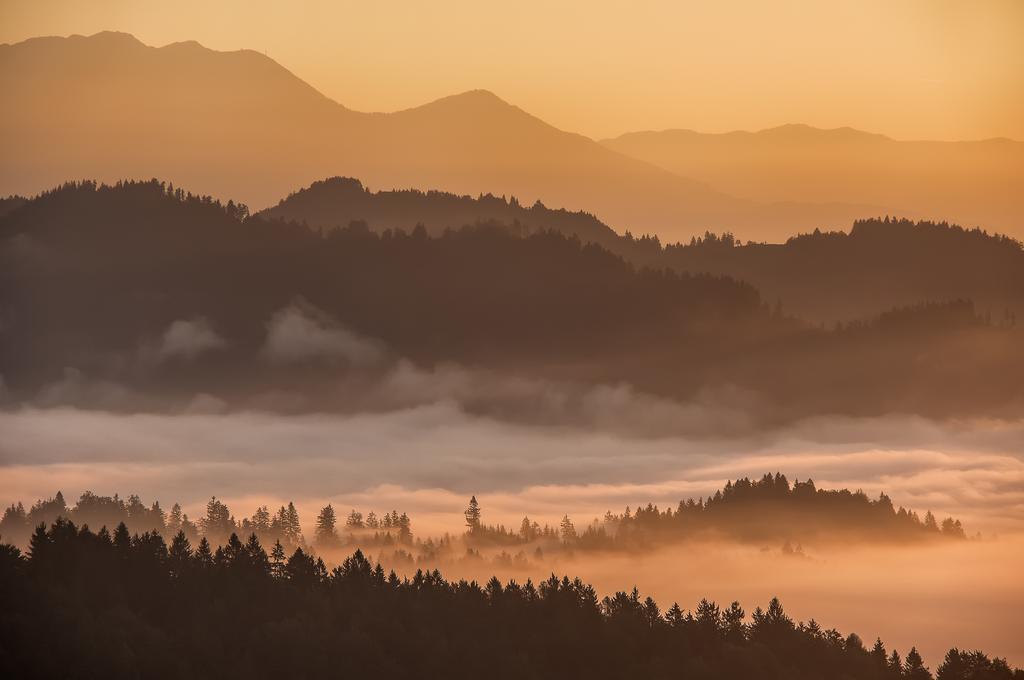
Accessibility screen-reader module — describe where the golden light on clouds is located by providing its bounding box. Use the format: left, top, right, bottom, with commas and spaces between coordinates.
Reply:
1, 0, 1021, 141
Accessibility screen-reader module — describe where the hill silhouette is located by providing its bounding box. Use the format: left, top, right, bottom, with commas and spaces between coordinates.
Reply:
0, 474, 966, 553
660, 219, 1024, 324
604, 125, 1024, 240
259, 177, 1024, 324
0, 32, 872, 243
259, 177, 622, 250
2, 180, 1022, 421
5, 520, 1018, 679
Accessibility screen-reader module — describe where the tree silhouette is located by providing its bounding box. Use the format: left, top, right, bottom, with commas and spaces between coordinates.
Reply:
315, 504, 339, 546
465, 496, 482, 533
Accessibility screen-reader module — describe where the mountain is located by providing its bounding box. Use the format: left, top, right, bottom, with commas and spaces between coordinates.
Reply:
0, 32, 874, 243
603, 125, 1024, 239
262, 177, 1024, 325
2, 180, 1022, 422
259, 177, 625, 250
659, 219, 1024, 324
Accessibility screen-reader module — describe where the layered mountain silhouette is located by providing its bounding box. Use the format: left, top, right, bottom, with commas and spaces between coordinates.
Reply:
1, 32, 877, 243
2, 180, 1021, 422
260, 177, 1024, 324
604, 126, 1024, 239
260, 177, 618, 245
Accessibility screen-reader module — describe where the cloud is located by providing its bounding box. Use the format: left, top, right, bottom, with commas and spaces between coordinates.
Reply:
32, 368, 142, 409
0, 406, 1022, 535
261, 301, 385, 366
156, 318, 226, 361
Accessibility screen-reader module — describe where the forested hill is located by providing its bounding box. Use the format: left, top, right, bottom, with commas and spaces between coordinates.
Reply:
1, 522, 1019, 679
662, 219, 1024, 324
2, 180, 1023, 421
0, 179, 764, 401
260, 178, 1024, 325
259, 176, 627, 252
0, 473, 968, 553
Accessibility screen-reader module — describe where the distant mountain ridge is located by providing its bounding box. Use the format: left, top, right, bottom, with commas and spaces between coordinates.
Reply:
259, 177, 623, 250
257, 176, 1024, 325
2, 179, 1022, 423
603, 125, 1024, 239
1, 31, 876, 243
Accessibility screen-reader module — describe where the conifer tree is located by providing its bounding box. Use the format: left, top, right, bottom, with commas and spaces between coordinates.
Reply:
905, 647, 932, 680
464, 496, 481, 533
315, 505, 338, 546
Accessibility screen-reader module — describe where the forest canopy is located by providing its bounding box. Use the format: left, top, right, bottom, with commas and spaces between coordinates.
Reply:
0, 519, 1016, 680
1, 179, 1022, 423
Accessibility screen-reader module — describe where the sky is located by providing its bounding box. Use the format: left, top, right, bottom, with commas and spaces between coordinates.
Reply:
1, 0, 1022, 141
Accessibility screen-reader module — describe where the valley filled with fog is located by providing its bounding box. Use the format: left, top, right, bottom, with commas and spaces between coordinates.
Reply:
3, 396, 1022, 667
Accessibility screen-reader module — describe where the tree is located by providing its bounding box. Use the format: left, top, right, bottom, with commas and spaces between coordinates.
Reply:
167, 503, 183, 533
695, 598, 721, 632
169, 529, 192, 574
397, 513, 412, 544
315, 505, 338, 546
938, 648, 1017, 680
559, 515, 577, 542
113, 522, 131, 552
722, 601, 746, 641
250, 505, 271, 533
345, 510, 364, 529
285, 502, 302, 545
190, 538, 211, 570
664, 602, 685, 627
889, 650, 904, 677
905, 647, 933, 680
201, 496, 233, 541
871, 638, 888, 671
270, 540, 286, 578
519, 516, 536, 541
465, 496, 481, 533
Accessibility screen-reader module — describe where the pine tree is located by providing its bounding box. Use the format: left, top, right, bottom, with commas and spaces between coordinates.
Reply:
722, 601, 746, 640
285, 502, 302, 545
889, 650, 903, 677
194, 537, 213, 567
871, 638, 888, 670
167, 503, 183, 533
398, 513, 412, 543
559, 515, 577, 541
345, 510, 364, 529
113, 522, 131, 552
201, 496, 233, 541
251, 505, 271, 532
665, 602, 685, 627
245, 533, 270, 575
904, 647, 932, 680
464, 496, 481, 533
315, 505, 338, 546
270, 540, 286, 578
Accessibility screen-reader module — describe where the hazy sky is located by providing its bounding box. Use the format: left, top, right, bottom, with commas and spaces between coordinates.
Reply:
2, 0, 1021, 141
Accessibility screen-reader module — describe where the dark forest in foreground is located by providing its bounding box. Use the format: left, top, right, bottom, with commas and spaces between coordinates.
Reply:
0, 520, 1017, 680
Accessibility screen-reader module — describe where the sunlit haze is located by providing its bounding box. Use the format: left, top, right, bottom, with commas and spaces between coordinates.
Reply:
2, 0, 1022, 141
2, 2, 1022, 677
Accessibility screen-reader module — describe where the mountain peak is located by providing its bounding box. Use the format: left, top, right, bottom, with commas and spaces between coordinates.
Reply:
410, 89, 513, 114
77, 31, 146, 48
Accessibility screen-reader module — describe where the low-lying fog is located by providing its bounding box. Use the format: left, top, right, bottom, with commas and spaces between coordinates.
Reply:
1, 401, 1022, 667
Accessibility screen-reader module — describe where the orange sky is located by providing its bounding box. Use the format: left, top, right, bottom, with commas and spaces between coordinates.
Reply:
2, 0, 1021, 141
